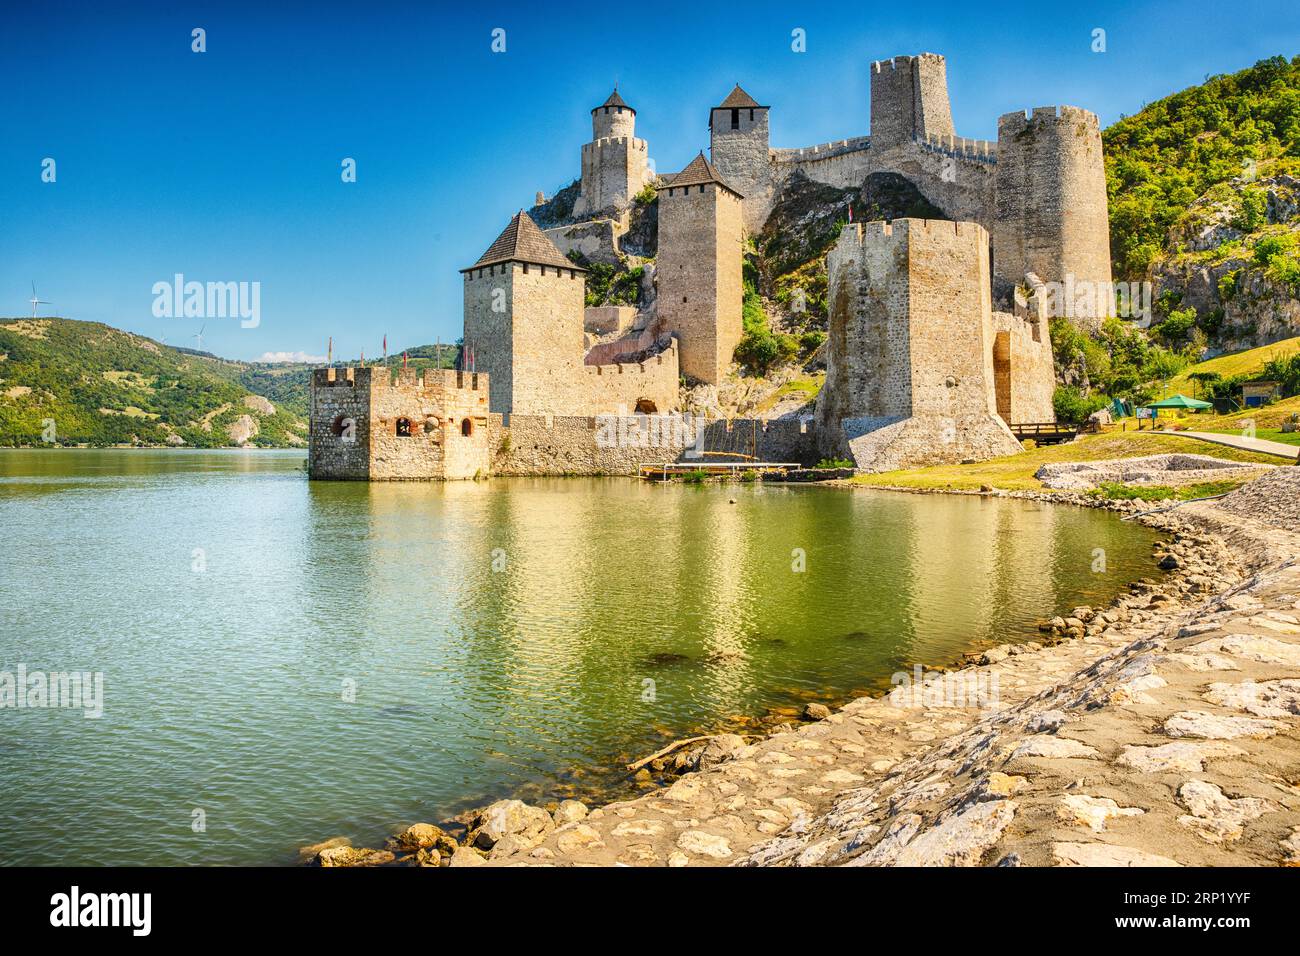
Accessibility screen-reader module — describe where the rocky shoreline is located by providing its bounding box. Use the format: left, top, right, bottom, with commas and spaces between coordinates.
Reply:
306, 472, 1300, 867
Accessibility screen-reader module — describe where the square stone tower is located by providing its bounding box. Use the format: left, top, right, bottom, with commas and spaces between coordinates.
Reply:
573, 89, 651, 218
309, 366, 490, 480
816, 218, 1022, 471
708, 85, 772, 234
461, 210, 588, 415
655, 152, 744, 385
869, 53, 956, 151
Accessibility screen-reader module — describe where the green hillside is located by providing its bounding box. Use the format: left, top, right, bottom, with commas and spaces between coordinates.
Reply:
0, 317, 307, 447
1104, 54, 1300, 280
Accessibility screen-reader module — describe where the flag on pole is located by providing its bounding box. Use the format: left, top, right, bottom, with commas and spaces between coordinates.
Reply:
327, 337, 332, 366
402, 351, 408, 369
848, 203, 853, 223
383, 334, 387, 363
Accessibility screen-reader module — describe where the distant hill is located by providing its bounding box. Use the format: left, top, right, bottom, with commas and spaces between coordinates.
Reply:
0, 317, 461, 448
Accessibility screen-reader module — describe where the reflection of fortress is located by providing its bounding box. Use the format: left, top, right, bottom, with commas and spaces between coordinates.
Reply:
310, 52, 1107, 480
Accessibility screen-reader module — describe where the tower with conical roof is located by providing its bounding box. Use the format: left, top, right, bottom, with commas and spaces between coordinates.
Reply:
461, 210, 588, 415
573, 88, 652, 218
655, 152, 744, 385
708, 84, 772, 233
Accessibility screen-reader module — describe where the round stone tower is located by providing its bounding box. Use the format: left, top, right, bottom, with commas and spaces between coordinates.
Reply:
573, 89, 650, 218
992, 106, 1112, 330
592, 88, 636, 139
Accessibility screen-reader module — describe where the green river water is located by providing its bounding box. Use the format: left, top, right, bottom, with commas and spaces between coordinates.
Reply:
0, 449, 1162, 865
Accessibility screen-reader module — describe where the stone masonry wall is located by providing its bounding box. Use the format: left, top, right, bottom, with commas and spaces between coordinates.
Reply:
869, 54, 955, 151
575, 136, 650, 218
489, 412, 819, 476
463, 262, 588, 415
309, 367, 371, 480
991, 311, 1056, 425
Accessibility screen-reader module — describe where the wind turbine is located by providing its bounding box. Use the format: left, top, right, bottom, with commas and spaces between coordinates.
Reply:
29, 282, 51, 318
192, 324, 206, 352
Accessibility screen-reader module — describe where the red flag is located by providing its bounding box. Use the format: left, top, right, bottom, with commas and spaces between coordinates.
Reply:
848, 203, 853, 223
327, 337, 332, 365
382, 335, 387, 362
402, 351, 408, 369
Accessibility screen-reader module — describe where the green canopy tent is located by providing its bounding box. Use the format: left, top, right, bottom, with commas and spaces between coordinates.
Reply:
1147, 394, 1213, 410
1139, 394, 1214, 425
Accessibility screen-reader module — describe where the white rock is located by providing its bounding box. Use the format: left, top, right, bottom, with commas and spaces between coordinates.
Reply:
676, 830, 733, 859
1011, 736, 1099, 760
1115, 741, 1245, 773
1052, 842, 1181, 867
1205, 678, 1300, 717
1176, 780, 1274, 844
1163, 711, 1284, 740
1057, 795, 1145, 832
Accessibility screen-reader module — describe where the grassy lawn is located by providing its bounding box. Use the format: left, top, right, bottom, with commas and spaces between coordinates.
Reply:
1162, 336, 1300, 398
851, 431, 1282, 492
1186, 394, 1300, 434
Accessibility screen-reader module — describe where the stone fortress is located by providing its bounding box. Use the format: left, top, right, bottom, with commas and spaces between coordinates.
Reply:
310, 52, 1110, 480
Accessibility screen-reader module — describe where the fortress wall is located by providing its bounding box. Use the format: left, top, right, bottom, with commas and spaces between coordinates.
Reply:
991, 312, 1056, 425
580, 338, 681, 414
545, 218, 623, 266
775, 142, 875, 191
868, 140, 997, 227
489, 411, 819, 476
993, 106, 1112, 330
593, 104, 636, 140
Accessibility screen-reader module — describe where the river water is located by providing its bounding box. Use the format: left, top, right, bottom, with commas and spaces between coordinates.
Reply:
0, 449, 1161, 864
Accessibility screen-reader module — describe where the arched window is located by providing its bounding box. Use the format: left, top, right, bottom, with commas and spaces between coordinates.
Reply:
461, 418, 473, 437
396, 417, 412, 437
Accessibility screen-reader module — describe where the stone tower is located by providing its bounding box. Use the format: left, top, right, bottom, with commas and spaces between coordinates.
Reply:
708, 85, 772, 234
308, 366, 491, 481
992, 106, 1113, 331
869, 53, 956, 151
461, 210, 588, 414
656, 152, 744, 385
572, 89, 651, 218
816, 218, 1022, 471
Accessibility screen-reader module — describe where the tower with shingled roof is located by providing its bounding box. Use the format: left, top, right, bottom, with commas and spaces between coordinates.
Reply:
655, 152, 744, 385
573, 88, 652, 218
461, 210, 589, 415
708, 84, 772, 234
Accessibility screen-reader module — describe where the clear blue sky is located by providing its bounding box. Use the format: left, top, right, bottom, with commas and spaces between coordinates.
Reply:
2, 0, 1296, 362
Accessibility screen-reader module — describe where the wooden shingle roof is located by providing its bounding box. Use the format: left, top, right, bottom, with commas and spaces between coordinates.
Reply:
593, 89, 634, 113
716, 84, 764, 109
462, 211, 583, 272
662, 152, 742, 198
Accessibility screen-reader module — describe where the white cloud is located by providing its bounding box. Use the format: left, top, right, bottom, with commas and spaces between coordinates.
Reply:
257, 351, 327, 364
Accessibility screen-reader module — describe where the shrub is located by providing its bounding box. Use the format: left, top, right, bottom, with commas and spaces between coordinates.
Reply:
1053, 385, 1108, 424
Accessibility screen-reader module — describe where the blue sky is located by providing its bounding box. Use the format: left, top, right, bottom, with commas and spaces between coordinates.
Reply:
1, 0, 1297, 362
